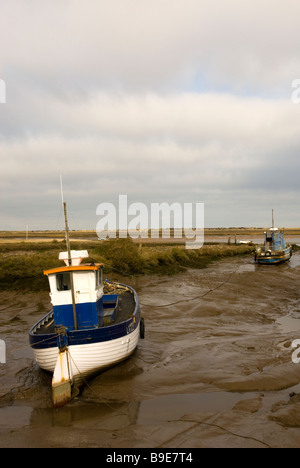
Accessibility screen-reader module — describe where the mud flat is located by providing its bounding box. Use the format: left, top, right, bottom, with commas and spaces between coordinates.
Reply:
1, 253, 300, 447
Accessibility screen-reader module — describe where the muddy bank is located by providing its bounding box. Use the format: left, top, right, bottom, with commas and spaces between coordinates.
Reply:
1, 253, 300, 447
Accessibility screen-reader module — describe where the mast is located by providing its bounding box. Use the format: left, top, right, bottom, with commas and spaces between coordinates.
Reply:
272, 209, 274, 229
62, 197, 78, 331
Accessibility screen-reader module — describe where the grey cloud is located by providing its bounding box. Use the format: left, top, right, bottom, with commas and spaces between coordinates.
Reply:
2, 1, 300, 94
1, 1, 300, 229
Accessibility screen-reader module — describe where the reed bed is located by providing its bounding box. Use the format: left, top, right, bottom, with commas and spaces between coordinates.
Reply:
0, 238, 257, 291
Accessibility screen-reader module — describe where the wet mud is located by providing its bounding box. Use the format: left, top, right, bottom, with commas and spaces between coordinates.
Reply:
1, 253, 300, 447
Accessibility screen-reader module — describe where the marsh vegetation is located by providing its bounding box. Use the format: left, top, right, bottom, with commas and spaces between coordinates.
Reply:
0, 237, 256, 291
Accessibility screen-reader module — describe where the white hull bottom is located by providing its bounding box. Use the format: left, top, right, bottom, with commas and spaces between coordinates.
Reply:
33, 324, 140, 387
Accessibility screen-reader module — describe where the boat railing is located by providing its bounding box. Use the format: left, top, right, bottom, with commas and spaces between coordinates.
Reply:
256, 245, 289, 255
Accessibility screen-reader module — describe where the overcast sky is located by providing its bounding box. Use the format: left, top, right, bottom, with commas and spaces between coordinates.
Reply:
1, 0, 300, 230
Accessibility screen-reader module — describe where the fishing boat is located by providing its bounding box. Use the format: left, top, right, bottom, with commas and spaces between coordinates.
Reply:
255, 211, 292, 265
29, 202, 144, 408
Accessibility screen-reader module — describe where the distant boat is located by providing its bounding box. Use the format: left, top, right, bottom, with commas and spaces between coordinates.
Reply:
255, 211, 292, 265
29, 202, 144, 408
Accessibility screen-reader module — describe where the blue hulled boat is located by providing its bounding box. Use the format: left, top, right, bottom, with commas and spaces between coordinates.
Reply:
255, 211, 292, 265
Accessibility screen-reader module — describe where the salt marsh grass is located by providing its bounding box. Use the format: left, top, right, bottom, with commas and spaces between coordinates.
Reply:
0, 238, 255, 290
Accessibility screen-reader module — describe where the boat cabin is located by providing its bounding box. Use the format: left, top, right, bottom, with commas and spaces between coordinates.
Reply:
264, 228, 286, 252
44, 250, 105, 330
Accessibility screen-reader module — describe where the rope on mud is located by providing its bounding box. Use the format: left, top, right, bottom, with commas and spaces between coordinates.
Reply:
67, 349, 129, 416
163, 417, 272, 449
140, 265, 241, 309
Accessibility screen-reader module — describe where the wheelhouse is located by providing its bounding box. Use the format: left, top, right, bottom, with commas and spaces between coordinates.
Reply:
44, 250, 105, 330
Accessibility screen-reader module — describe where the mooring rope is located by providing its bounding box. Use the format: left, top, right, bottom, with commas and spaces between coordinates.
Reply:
67, 349, 129, 416
140, 265, 241, 309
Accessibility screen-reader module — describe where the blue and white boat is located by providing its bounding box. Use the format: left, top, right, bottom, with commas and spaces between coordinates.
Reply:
29, 203, 144, 408
255, 211, 292, 265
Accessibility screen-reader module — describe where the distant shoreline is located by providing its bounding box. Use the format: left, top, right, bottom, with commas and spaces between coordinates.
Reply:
0, 227, 300, 242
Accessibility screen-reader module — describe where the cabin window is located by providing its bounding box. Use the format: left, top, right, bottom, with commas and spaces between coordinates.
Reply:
56, 272, 71, 291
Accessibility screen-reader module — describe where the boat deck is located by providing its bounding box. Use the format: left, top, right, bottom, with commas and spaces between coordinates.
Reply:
33, 289, 136, 335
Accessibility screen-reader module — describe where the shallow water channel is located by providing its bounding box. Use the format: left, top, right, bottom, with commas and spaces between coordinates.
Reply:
1, 253, 300, 447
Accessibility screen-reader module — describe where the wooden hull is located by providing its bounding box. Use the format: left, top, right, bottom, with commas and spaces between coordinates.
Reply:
255, 247, 292, 265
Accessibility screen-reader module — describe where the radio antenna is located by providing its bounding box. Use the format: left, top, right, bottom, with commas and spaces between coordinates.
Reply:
60, 174, 64, 206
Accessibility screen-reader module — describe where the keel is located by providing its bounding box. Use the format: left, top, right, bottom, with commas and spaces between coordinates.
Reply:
52, 380, 72, 409
52, 349, 73, 408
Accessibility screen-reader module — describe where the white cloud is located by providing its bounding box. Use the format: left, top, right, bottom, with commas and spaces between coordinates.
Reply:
1, 0, 300, 228
2, 0, 300, 94
1, 91, 300, 188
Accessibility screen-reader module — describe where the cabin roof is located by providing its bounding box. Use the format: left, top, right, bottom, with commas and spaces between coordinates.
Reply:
44, 263, 104, 276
